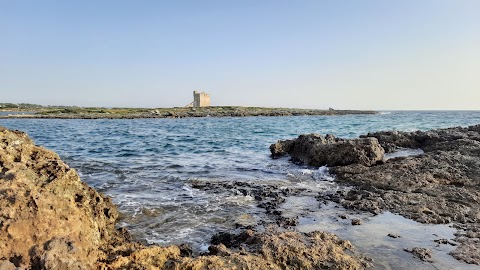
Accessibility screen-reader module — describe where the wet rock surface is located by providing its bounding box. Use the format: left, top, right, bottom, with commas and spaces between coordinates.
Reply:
351, 218, 362, 226
404, 247, 433, 262
450, 226, 480, 264
276, 124, 480, 265
191, 179, 305, 229
0, 126, 368, 269
271, 134, 385, 167
388, 233, 402, 239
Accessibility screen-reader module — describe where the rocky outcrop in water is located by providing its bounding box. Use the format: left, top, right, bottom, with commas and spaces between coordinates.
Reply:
0, 126, 368, 269
274, 124, 480, 265
191, 179, 306, 229
331, 125, 480, 265
270, 134, 385, 167
404, 247, 433, 262
362, 125, 480, 153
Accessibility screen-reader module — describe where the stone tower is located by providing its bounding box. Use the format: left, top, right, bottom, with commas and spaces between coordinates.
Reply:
193, 91, 210, 107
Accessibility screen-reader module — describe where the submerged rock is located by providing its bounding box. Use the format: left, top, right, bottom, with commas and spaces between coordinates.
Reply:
0, 126, 368, 269
270, 134, 385, 167
351, 218, 362, 226
404, 247, 433, 262
191, 179, 305, 228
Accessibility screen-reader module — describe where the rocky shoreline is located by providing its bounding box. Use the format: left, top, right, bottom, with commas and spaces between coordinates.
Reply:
271, 124, 480, 265
0, 126, 369, 269
2, 123, 479, 269
0, 106, 377, 119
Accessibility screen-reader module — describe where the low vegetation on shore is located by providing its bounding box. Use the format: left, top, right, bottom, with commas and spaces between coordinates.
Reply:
0, 104, 377, 119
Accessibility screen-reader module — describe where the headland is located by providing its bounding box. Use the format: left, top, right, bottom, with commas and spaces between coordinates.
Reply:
0, 104, 377, 119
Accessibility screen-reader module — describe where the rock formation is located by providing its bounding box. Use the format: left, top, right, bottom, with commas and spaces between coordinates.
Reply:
270, 134, 385, 167
101, 229, 370, 270
0, 126, 368, 269
331, 125, 480, 265
0, 126, 118, 269
272, 125, 480, 265
362, 125, 480, 153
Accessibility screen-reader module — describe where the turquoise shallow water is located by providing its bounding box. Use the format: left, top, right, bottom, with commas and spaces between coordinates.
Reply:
1, 111, 480, 266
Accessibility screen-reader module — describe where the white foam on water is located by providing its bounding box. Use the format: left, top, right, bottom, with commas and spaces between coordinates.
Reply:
182, 184, 196, 197
385, 148, 424, 160
287, 166, 336, 183
313, 166, 335, 181
199, 242, 210, 253
145, 231, 169, 245
300, 168, 315, 175
176, 227, 195, 238
224, 195, 255, 205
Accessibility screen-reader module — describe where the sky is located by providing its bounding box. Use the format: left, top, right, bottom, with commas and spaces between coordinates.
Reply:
1, 1, 479, 110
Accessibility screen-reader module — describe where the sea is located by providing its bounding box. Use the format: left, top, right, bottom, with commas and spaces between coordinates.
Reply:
2, 111, 480, 269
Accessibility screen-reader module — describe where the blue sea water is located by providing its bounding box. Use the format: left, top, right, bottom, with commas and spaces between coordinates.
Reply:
1, 111, 480, 252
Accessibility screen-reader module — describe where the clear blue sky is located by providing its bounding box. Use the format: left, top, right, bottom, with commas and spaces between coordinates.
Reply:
1, 0, 479, 109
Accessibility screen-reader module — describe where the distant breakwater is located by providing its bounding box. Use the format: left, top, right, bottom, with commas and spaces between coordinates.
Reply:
0, 107, 377, 119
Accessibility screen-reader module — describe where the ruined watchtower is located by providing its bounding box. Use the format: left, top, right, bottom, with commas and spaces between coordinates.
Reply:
192, 91, 210, 107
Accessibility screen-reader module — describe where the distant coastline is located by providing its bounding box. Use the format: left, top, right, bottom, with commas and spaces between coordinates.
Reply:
0, 106, 377, 119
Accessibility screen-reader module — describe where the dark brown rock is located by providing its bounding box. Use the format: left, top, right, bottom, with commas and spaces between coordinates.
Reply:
351, 218, 362, 226
332, 125, 480, 265
434, 238, 456, 246
270, 134, 385, 167
363, 125, 480, 153
404, 247, 433, 262
277, 124, 480, 265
